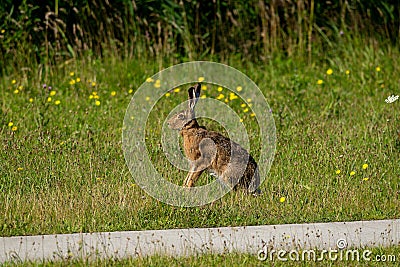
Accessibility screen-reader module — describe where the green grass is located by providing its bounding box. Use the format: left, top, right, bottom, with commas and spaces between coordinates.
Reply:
5, 246, 400, 266
1, 42, 399, 238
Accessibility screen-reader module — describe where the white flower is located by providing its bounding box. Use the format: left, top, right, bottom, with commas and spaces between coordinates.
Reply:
385, 95, 399, 104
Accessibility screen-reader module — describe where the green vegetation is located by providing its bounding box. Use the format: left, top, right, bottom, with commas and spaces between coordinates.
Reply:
0, 1, 399, 265
6, 246, 400, 266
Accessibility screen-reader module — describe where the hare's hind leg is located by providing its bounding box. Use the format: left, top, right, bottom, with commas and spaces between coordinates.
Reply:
184, 166, 204, 187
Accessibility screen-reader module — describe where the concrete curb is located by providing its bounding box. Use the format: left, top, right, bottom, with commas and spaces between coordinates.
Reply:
1, 219, 399, 263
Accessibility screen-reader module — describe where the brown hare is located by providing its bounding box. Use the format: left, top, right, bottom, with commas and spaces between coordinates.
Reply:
167, 83, 261, 195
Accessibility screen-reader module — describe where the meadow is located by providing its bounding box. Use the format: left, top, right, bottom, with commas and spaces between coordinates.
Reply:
1, 0, 400, 265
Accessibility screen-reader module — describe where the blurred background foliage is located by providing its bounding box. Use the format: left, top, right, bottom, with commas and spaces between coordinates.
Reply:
0, 0, 399, 74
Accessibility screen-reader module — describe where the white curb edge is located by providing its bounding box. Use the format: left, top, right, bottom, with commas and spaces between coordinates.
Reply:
1, 219, 399, 263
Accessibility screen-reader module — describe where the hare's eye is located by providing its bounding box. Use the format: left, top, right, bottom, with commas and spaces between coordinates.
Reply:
178, 114, 185, 119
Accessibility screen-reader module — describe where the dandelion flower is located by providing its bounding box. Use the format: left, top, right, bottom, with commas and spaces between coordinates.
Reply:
217, 94, 224, 100
247, 98, 252, 103
50, 90, 56, 96
13, 89, 19, 94
18, 85, 23, 90
317, 79, 324, 85
200, 95, 207, 99
76, 78, 81, 83
47, 97, 52, 102
201, 85, 207, 90
362, 164, 368, 170
198, 77, 205, 82
173, 88, 180, 93
69, 80, 76, 85
11, 126, 17, 131
89, 95, 94, 99
95, 100, 100, 106
236, 86, 243, 92
93, 95, 99, 99
229, 93, 238, 100
145, 96, 150, 101
335, 170, 341, 174
111, 91, 116, 96
1, 29, 4, 34
375, 66, 381, 72
239, 118, 243, 122
326, 68, 333, 75
129, 89, 133, 94
363, 177, 369, 181
70, 72, 75, 76
224, 98, 229, 103
165, 92, 171, 97
279, 197, 286, 203
154, 80, 161, 88
11, 80, 16, 84
29, 98, 33, 103
243, 108, 249, 113
55, 100, 61, 105
345, 70, 350, 75
8, 122, 13, 127
17, 167, 23, 171
217, 87, 223, 92
241, 103, 246, 108
250, 113, 256, 117
91, 82, 96, 87
146, 77, 154, 83
350, 171, 356, 176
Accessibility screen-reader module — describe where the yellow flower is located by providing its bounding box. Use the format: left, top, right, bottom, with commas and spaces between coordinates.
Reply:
89, 95, 94, 99
0, 29, 4, 34
145, 96, 150, 101
8, 122, 13, 127
200, 95, 207, 99
50, 90, 56, 96
229, 93, 238, 100
11, 126, 17, 131
18, 85, 23, 90
201, 85, 207, 90
29, 98, 33, 103
335, 170, 341, 174
317, 79, 324, 85
76, 78, 81, 83
345, 70, 350, 75
375, 66, 381, 72
279, 197, 286, 203
198, 77, 205, 82
154, 80, 161, 88
239, 118, 243, 122
92, 91, 97, 95
250, 113, 256, 117
240, 103, 246, 108
95, 100, 101, 106
93, 95, 99, 99
165, 92, 171, 97
17, 167, 23, 171
11, 79, 16, 84
69, 80, 76, 85
173, 88, 180, 93
128, 89, 133, 94
13, 89, 19, 94
247, 98, 252, 103
111, 91, 116, 96
326, 68, 333, 75
362, 164, 368, 170
91, 82, 96, 87
55, 100, 61, 105
363, 177, 369, 181
217, 87, 223, 92
350, 171, 356, 176
47, 97, 52, 102
243, 108, 249, 113
146, 77, 154, 83
70, 72, 75, 76
217, 94, 225, 100
224, 98, 229, 103
236, 86, 243, 92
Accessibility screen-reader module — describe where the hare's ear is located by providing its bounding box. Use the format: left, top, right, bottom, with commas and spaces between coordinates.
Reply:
188, 83, 201, 110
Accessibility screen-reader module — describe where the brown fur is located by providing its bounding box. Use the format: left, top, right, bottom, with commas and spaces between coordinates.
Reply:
167, 83, 260, 194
